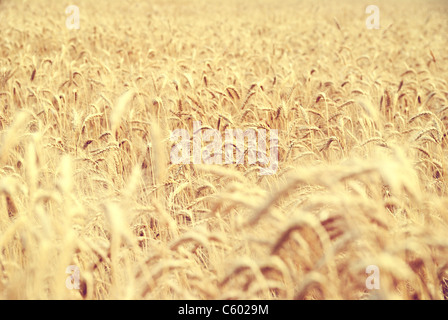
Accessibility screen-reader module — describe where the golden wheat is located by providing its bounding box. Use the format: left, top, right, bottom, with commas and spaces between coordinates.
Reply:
0, 0, 447, 300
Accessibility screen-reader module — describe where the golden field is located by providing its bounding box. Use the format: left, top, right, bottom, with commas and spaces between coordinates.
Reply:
0, 0, 448, 299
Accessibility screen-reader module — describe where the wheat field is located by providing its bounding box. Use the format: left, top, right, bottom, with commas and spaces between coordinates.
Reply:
0, 0, 448, 300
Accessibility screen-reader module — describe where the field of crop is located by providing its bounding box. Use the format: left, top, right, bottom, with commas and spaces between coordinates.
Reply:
0, 0, 448, 300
